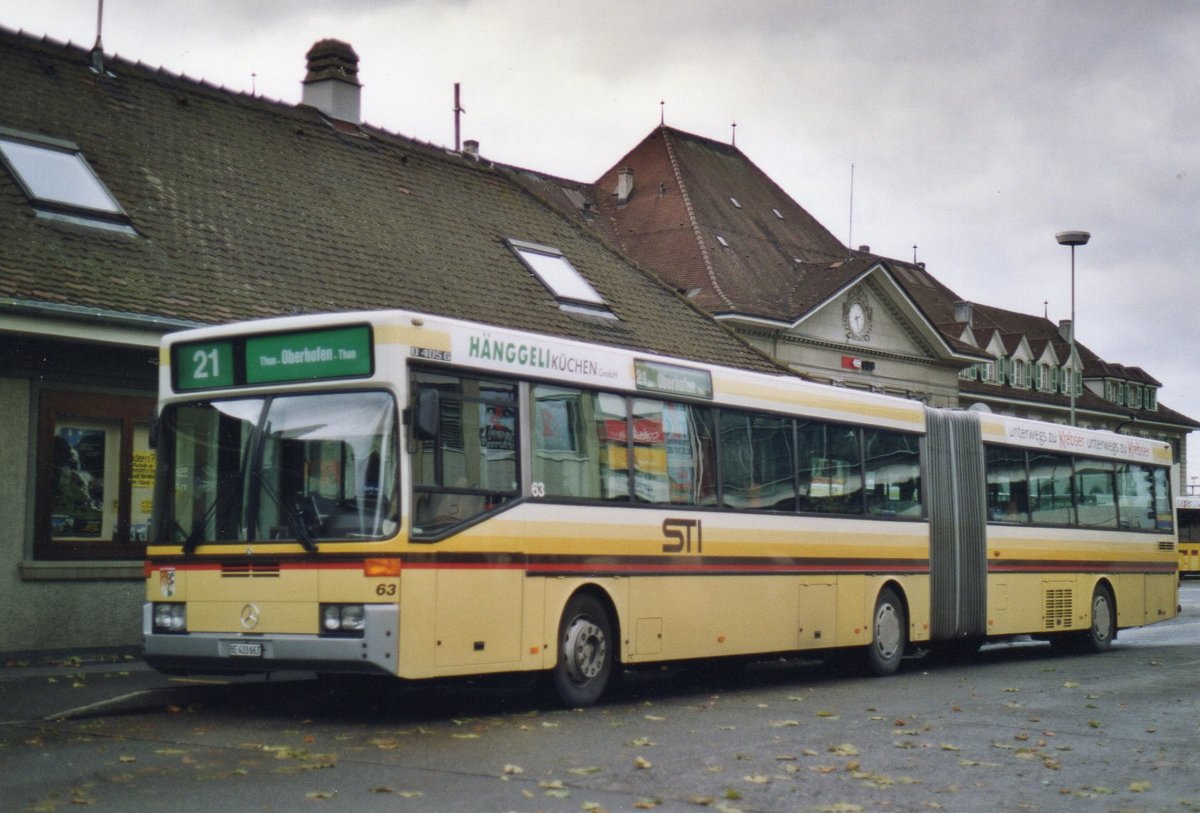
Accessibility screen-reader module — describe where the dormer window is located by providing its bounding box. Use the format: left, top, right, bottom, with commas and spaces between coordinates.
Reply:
0, 129, 133, 233
508, 238, 615, 319
1037, 363, 1051, 392
1011, 359, 1027, 389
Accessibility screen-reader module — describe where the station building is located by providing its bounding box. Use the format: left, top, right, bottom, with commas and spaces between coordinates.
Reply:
1, 28, 1192, 655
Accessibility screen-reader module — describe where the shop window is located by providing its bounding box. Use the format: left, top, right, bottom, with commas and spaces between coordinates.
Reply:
34, 390, 156, 560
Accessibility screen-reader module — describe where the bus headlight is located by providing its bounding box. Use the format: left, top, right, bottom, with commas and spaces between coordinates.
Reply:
320, 604, 365, 634
153, 603, 187, 633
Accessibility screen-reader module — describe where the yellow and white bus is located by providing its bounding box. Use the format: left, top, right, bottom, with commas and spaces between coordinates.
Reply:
1177, 497, 1200, 577
143, 310, 1179, 705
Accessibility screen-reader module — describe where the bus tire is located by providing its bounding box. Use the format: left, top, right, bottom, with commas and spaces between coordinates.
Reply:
865, 587, 907, 676
551, 593, 613, 707
1082, 583, 1116, 653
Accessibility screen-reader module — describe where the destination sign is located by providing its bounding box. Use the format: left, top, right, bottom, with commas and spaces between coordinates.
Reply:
173, 324, 373, 391
634, 359, 713, 400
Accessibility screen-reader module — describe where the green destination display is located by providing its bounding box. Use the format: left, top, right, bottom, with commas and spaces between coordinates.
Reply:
175, 340, 235, 390
246, 326, 373, 383
173, 325, 373, 391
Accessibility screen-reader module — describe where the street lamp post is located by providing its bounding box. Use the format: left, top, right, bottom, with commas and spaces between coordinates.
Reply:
1055, 230, 1090, 426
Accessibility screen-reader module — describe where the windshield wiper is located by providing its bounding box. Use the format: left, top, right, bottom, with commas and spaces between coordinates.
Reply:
183, 485, 241, 554
254, 472, 320, 553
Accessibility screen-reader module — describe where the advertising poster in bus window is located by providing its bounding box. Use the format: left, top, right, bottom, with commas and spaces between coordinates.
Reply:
51, 424, 108, 539
480, 404, 516, 454
663, 403, 695, 503
537, 399, 576, 453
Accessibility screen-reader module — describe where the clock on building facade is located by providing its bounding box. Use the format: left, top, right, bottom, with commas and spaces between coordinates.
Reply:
843, 293, 873, 341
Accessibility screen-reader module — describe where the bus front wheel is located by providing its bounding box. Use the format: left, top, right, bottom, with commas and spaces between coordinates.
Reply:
550, 593, 613, 707
865, 587, 907, 676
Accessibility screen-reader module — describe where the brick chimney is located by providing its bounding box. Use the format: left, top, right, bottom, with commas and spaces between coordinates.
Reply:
301, 39, 361, 124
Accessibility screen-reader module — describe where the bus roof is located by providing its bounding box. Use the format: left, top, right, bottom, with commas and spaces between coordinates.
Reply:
161, 309, 928, 432
160, 310, 1178, 460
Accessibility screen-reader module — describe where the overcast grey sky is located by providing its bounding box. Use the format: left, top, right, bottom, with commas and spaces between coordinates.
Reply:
5, 0, 1199, 481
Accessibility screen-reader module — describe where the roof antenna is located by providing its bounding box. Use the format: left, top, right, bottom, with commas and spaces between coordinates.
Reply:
847, 163, 855, 250
90, 0, 105, 74
454, 82, 466, 151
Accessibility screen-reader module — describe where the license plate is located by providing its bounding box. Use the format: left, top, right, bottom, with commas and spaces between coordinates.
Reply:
228, 642, 263, 657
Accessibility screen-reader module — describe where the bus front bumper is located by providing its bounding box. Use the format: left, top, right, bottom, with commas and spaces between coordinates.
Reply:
141, 603, 398, 677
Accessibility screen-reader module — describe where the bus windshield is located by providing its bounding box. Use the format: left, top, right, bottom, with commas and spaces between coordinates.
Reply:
154, 391, 399, 549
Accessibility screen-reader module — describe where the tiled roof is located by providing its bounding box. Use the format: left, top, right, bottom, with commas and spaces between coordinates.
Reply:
589, 126, 849, 320
570, 124, 1192, 428
0, 28, 782, 376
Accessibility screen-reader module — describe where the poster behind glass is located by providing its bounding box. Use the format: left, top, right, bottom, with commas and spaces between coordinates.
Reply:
51, 421, 118, 540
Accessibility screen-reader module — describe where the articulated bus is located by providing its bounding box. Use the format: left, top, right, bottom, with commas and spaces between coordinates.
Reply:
1178, 497, 1200, 577
143, 310, 1179, 705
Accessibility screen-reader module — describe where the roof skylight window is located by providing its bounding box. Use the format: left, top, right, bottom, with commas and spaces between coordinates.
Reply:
0, 129, 131, 229
773, 208, 784, 219
730, 197, 741, 209
508, 238, 615, 318
716, 235, 730, 247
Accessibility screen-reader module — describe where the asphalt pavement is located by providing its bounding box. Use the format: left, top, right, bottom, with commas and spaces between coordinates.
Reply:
0, 648, 292, 725
3, 579, 1197, 725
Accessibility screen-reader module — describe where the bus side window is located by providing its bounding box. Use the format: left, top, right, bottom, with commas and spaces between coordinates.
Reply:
629, 399, 716, 506
985, 445, 1030, 523
1028, 452, 1074, 526
1074, 459, 1118, 529
1115, 462, 1158, 531
1152, 467, 1173, 533
863, 429, 921, 517
720, 409, 794, 511
796, 421, 862, 515
410, 371, 519, 535
531, 385, 617, 501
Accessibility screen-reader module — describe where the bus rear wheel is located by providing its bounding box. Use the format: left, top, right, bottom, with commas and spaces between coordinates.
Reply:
865, 587, 907, 676
1082, 583, 1116, 653
550, 593, 613, 707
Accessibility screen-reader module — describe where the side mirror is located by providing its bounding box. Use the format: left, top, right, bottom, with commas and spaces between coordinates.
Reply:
413, 388, 440, 441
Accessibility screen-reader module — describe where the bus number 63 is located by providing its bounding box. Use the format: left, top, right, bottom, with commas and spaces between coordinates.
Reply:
662, 518, 701, 554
